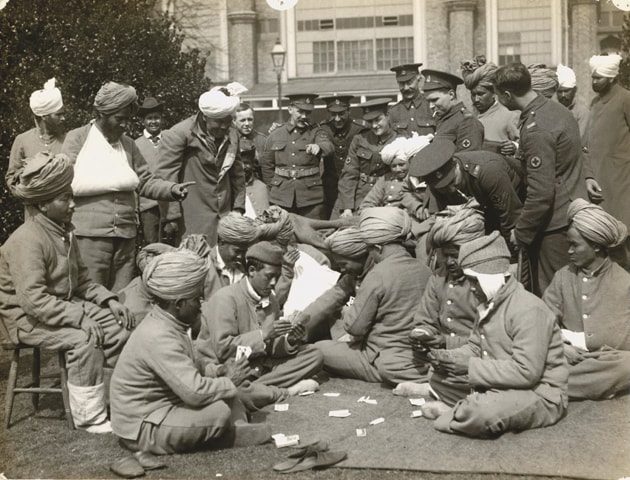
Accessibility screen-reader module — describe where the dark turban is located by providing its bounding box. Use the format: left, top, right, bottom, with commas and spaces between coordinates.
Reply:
567, 198, 627, 248
527, 64, 558, 99
460, 55, 498, 91
217, 212, 259, 245
359, 207, 412, 245
14, 152, 74, 205
94, 81, 138, 115
143, 250, 209, 301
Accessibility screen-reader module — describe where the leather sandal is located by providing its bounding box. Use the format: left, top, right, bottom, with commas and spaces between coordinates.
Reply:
109, 455, 145, 479
134, 451, 166, 471
273, 440, 329, 472
281, 450, 347, 473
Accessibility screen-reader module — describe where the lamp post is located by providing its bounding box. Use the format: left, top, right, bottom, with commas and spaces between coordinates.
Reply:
271, 39, 286, 124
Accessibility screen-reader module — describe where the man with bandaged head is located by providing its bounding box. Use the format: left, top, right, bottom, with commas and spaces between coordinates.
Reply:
420, 231, 568, 438
0, 152, 132, 433
156, 83, 248, 245
62, 81, 192, 292
543, 199, 630, 400
315, 207, 432, 385
111, 250, 271, 458
555, 64, 589, 137
584, 54, 630, 263
7, 78, 67, 197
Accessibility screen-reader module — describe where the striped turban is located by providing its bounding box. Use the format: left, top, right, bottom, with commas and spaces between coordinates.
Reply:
179, 234, 212, 259
380, 133, 433, 166
527, 64, 558, 99
325, 227, 368, 258
460, 55, 498, 91
137, 243, 176, 272
217, 212, 259, 245
143, 250, 209, 301
589, 54, 622, 79
429, 202, 485, 248
567, 198, 627, 249
94, 81, 138, 115
14, 152, 74, 205
30, 78, 63, 116
359, 207, 412, 245
198, 82, 247, 118
256, 206, 295, 245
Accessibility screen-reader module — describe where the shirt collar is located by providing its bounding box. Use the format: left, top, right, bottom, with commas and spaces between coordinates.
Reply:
143, 129, 161, 140
245, 277, 270, 308
578, 257, 610, 278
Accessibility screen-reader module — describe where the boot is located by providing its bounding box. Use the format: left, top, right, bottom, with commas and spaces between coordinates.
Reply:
67, 382, 112, 433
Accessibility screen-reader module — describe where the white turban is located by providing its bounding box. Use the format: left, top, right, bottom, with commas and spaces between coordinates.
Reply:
589, 54, 622, 78
380, 133, 434, 166
556, 64, 577, 88
143, 250, 209, 301
199, 82, 248, 118
29, 78, 63, 116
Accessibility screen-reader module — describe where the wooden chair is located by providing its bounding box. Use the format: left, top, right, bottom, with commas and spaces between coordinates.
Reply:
3, 342, 74, 429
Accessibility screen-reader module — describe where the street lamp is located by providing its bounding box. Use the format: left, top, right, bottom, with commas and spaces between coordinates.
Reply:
271, 39, 286, 124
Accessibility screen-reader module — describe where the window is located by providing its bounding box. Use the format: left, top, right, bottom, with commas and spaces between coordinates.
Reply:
338, 40, 374, 72
313, 41, 335, 74
376, 37, 413, 70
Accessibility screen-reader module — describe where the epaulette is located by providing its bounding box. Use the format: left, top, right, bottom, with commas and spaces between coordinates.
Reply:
460, 107, 474, 119
461, 159, 481, 178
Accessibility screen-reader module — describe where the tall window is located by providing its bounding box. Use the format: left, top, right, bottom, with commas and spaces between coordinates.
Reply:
295, 0, 414, 76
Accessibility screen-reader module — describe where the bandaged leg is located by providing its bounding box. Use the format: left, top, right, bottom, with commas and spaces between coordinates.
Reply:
67, 382, 111, 433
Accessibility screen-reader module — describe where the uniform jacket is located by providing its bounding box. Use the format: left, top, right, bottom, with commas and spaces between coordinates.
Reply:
62, 124, 175, 238
360, 173, 423, 218
543, 259, 630, 352
0, 214, 116, 343
197, 278, 297, 365
238, 130, 267, 163
434, 102, 484, 153
516, 95, 588, 245
388, 93, 436, 137
454, 277, 568, 405
337, 129, 398, 211
413, 269, 478, 349
7, 128, 65, 194
110, 305, 237, 441
344, 247, 432, 361
135, 134, 161, 212
260, 122, 334, 208
319, 119, 366, 180
585, 84, 630, 227
431, 151, 523, 239
155, 114, 245, 244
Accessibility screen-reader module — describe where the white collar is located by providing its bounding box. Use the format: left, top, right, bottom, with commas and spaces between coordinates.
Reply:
245, 278, 270, 308
143, 129, 161, 139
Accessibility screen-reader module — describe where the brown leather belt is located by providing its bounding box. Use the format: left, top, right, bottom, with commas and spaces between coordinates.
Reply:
275, 166, 320, 179
359, 172, 378, 184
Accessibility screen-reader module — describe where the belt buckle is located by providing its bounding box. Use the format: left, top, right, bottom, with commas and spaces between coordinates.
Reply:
289, 169, 298, 179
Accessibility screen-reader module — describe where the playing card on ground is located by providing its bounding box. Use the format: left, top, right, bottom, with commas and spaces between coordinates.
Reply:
329, 409, 351, 418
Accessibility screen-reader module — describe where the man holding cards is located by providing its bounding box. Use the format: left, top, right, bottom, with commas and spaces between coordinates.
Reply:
197, 241, 323, 400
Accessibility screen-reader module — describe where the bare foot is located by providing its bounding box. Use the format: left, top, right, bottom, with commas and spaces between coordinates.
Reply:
392, 382, 432, 398
421, 401, 451, 420
287, 379, 319, 396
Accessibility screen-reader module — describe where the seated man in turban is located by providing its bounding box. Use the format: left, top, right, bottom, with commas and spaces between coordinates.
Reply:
62, 81, 192, 292
196, 241, 324, 400
0, 152, 133, 433
420, 231, 568, 438
156, 83, 248, 246
460, 56, 519, 155
315, 207, 432, 385
111, 250, 271, 459
393, 202, 485, 398
543, 199, 630, 400
8, 78, 67, 198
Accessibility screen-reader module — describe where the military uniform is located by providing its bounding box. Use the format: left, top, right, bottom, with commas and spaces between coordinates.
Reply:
434, 102, 484, 152
517, 94, 587, 295
388, 93, 436, 137
238, 129, 267, 179
260, 94, 333, 219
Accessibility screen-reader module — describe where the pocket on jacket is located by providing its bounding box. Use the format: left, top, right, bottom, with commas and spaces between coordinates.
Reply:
271, 142, 287, 151
393, 122, 408, 131
306, 177, 323, 188
356, 148, 373, 161
271, 176, 284, 187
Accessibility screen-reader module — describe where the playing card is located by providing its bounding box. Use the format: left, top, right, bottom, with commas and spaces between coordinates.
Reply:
369, 417, 384, 425
274, 403, 289, 412
356, 429, 367, 437
409, 398, 426, 406
329, 409, 351, 418
411, 410, 424, 418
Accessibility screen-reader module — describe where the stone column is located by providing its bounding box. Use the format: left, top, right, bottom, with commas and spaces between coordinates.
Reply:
569, 0, 599, 108
446, 0, 478, 74
227, 0, 257, 87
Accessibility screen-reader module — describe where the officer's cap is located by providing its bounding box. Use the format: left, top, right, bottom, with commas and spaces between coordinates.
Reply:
409, 137, 457, 189
390, 63, 423, 82
320, 94, 354, 113
286, 93, 318, 112
360, 98, 391, 121
421, 69, 464, 92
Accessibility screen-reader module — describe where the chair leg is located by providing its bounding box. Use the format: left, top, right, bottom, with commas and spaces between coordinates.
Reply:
58, 351, 75, 429
5, 348, 20, 429
31, 347, 41, 410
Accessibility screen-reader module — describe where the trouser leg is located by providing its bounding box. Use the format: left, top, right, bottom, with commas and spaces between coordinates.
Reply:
530, 228, 569, 297
81, 301, 130, 368
315, 340, 381, 382
76, 236, 114, 288
111, 237, 137, 293
375, 348, 430, 386
568, 350, 630, 400
140, 206, 161, 245
255, 345, 323, 388
429, 369, 471, 407
293, 202, 325, 220
434, 389, 566, 438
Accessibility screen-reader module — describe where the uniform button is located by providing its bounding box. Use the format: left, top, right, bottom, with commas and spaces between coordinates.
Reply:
446, 317, 452, 322
446, 300, 452, 305
292, 164, 296, 167
581, 294, 587, 300
115, 213, 119, 217
480, 334, 485, 340
483, 350, 488, 356
291, 153, 295, 156
411, 106, 414, 109
582, 314, 589, 319
390, 185, 395, 189
410, 117, 414, 121
450, 332, 455, 337
582, 277, 588, 282
292, 141, 295, 144
448, 283, 454, 288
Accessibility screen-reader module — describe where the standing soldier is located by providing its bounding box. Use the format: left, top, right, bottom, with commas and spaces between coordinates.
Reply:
388, 63, 435, 137
318, 94, 366, 218
422, 69, 484, 152
260, 93, 333, 220
337, 98, 399, 217
233, 103, 267, 180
